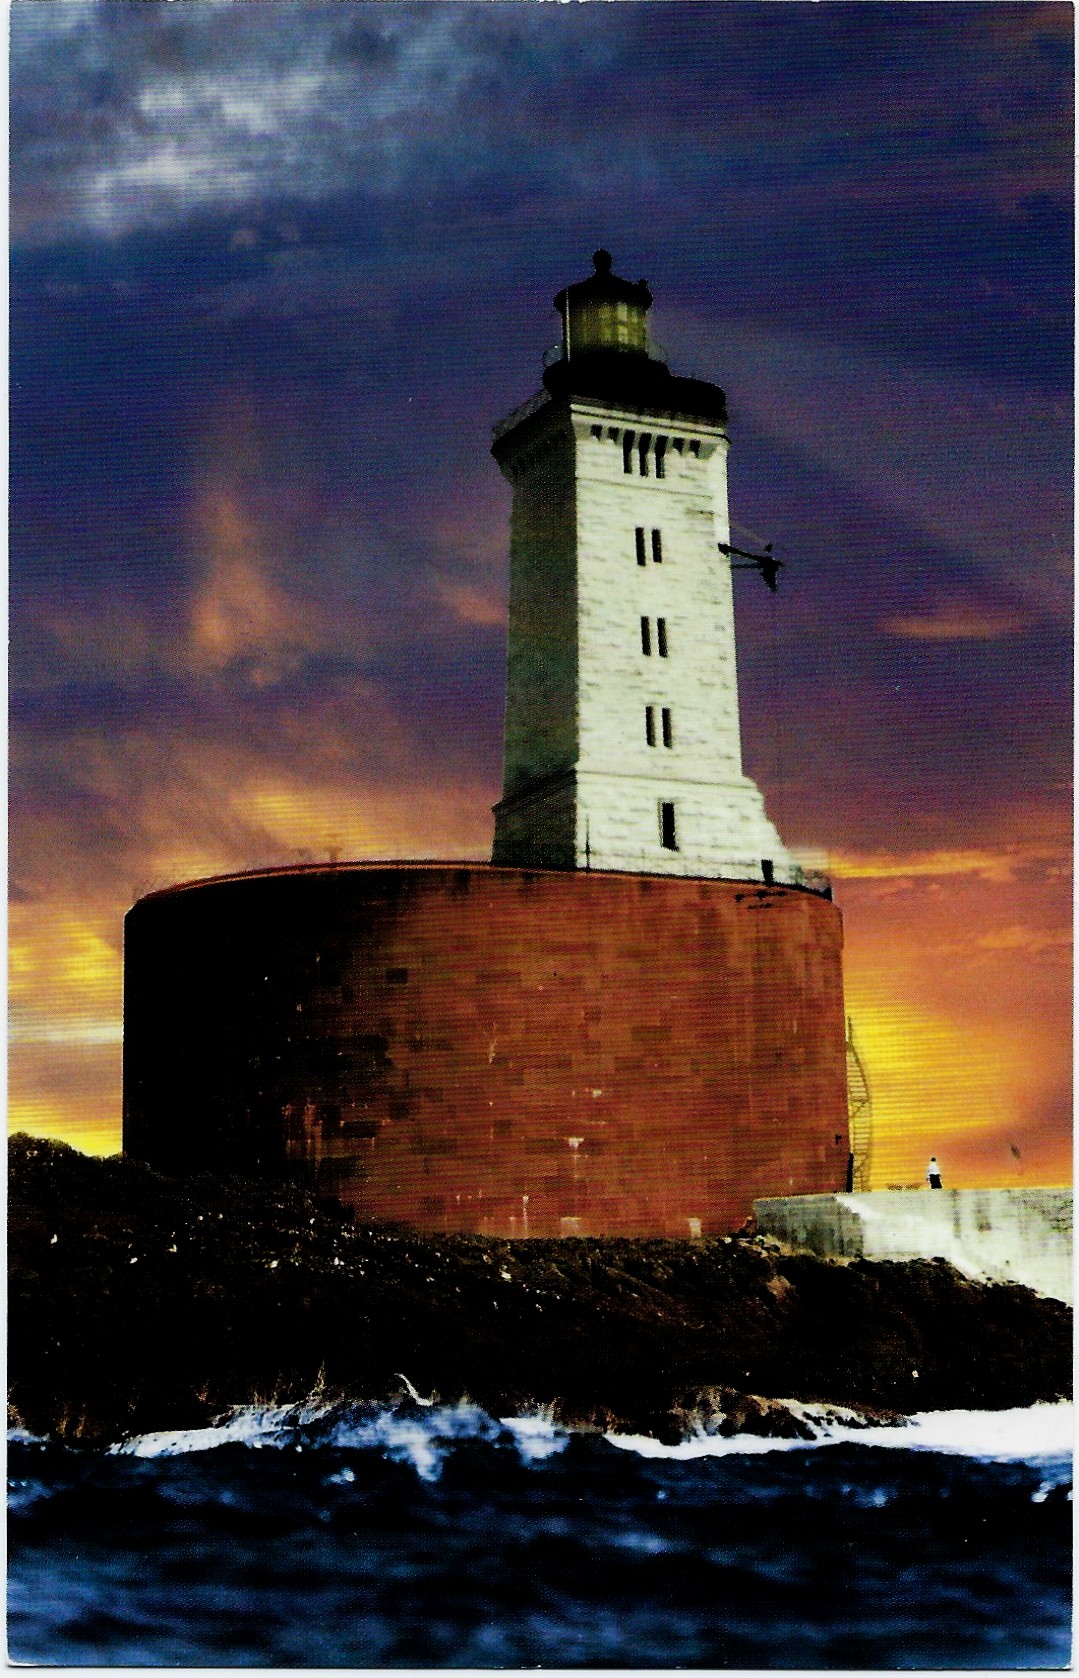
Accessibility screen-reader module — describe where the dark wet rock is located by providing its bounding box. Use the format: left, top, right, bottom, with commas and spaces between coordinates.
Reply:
8, 1135, 1072, 1446
719, 1394, 815, 1439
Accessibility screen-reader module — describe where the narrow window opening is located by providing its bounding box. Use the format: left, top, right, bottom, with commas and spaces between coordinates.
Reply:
640, 616, 652, 656
689, 439, 701, 457
655, 437, 667, 479
645, 705, 656, 747
762, 859, 775, 885
660, 802, 678, 850
651, 528, 663, 564
657, 617, 668, 657
623, 432, 635, 474
635, 527, 647, 566
661, 707, 673, 747
639, 435, 651, 477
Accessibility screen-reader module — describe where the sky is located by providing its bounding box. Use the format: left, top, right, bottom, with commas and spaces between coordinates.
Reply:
9, 0, 1073, 1190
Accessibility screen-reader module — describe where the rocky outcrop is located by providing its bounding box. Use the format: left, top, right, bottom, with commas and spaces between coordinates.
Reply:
8, 1136, 1072, 1446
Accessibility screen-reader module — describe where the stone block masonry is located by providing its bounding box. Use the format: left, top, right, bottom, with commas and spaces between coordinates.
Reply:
122, 254, 849, 1243
124, 863, 848, 1238
491, 249, 794, 883
493, 396, 791, 880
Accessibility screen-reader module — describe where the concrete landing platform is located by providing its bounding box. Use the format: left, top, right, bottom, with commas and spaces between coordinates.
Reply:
754, 1188, 1073, 1304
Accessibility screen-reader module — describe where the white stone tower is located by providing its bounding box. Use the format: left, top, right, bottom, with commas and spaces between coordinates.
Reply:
491, 250, 793, 882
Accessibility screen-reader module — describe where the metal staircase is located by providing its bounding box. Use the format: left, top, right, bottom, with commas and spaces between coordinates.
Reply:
846, 1017, 873, 1192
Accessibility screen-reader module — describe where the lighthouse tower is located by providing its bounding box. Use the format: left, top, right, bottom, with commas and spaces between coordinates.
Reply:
491, 250, 792, 881
123, 247, 850, 1239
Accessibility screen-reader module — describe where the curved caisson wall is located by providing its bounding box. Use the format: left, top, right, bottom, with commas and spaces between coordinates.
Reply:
123, 862, 848, 1237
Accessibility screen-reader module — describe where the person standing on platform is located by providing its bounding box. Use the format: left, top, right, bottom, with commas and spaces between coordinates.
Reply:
926, 1156, 943, 1190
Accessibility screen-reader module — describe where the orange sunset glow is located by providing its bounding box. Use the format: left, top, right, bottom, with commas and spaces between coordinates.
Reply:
10, 811, 1072, 1189
10, 3, 1071, 1198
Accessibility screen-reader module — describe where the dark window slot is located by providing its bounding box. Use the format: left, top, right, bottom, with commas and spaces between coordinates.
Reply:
661, 707, 673, 747
660, 802, 678, 850
641, 616, 652, 656
635, 526, 647, 565
645, 705, 656, 747
657, 617, 668, 657
651, 528, 663, 563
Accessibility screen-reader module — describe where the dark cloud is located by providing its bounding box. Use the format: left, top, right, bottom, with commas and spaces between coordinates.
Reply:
9, 2, 1072, 1168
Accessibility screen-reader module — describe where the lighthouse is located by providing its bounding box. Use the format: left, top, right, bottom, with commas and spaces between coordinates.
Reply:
123, 249, 850, 1237
491, 249, 791, 881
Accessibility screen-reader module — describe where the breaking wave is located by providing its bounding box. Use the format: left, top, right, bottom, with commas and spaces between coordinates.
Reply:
606, 1400, 1074, 1468
93, 1395, 1073, 1480
105, 1396, 570, 1480
9, 1396, 1072, 1668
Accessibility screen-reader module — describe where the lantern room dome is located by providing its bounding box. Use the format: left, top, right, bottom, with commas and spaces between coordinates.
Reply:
552, 249, 654, 359
541, 250, 727, 423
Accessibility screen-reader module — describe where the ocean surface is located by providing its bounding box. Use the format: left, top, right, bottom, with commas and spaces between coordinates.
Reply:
8, 1399, 1072, 1669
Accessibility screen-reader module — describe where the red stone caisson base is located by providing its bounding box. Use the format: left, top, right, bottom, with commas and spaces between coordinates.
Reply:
123, 863, 848, 1237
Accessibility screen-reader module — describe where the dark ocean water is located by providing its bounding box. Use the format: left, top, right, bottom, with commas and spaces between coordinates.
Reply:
8, 1401, 1072, 1669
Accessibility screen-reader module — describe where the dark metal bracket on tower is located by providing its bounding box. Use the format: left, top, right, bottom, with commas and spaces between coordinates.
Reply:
718, 541, 784, 592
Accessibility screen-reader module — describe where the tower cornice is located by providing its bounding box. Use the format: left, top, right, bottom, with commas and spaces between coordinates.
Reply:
492, 387, 728, 475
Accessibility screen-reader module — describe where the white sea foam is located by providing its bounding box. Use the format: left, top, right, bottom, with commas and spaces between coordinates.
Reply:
7, 1426, 50, 1447
87, 1397, 1072, 1477
313, 1403, 570, 1475
104, 1397, 566, 1479
499, 1412, 570, 1462
322, 1400, 501, 1481
108, 1401, 332, 1458
604, 1401, 1074, 1464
